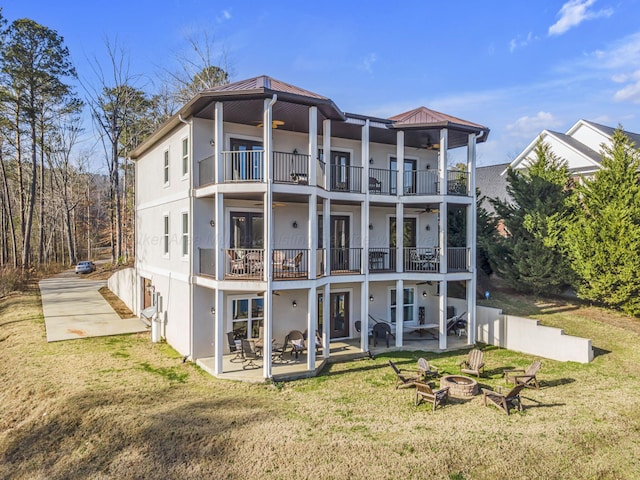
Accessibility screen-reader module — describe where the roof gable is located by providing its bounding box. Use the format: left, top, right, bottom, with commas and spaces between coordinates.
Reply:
204, 75, 329, 100
389, 106, 486, 130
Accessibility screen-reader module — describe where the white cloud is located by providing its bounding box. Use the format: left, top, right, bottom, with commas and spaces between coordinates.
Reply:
509, 32, 536, 53
549, 0, 613, 36
359, 53, 377, 74
217, 9, 232, 23
613, 71, 640, 103
506, 112, 562, 138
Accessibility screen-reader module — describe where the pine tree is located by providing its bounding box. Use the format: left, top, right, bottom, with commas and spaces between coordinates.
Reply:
489, 141, 573, 294
565, 127, 640, 315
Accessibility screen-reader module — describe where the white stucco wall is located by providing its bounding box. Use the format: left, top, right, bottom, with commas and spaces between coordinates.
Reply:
107, 267, 137, 313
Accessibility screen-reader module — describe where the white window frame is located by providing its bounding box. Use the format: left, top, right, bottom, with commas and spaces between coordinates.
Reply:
181, 211, 189, 257
181, 137, 189, 177
163, 213, 170, 257
388, 287, 416, 324
228, 295, 265, 339
163, 148, 170, 186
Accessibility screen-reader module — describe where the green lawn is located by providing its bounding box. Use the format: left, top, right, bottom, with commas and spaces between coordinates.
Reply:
1, 286, 640, 479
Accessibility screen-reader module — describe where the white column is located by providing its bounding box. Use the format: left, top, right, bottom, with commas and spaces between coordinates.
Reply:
440, 202, 448, 274
214, 102, 223, 183
395, 279, 403, 346
213, 288, 224, 374
309, 191, 317, 279
439, 128, 448, 195
323, 119, 331, 191
396, 131, 404, 195
439, 280, 447, 350
361, 280, 368, 351
309, 106, 318, 187
323, 283, 330, 358
215, 193, 224, 279
262, 97, 275, 378
323, 198, 330, 276
307, 287, 316, 369
362, 119, 370, 194
263, 286, 272, 378
467, 133, 477, 344
396, 203, 403, 273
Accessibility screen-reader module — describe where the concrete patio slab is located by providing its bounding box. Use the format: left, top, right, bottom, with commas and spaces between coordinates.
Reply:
40, 269, 148, 342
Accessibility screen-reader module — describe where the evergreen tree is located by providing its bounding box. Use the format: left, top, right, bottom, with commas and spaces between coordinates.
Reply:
489, 141, 573, 294
476, 189, 495, 276
565, 127, 640, 315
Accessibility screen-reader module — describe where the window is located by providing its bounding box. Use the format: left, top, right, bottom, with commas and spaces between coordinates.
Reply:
181, 212, 189, 256
231, 297, 264, 338
163, 215, 169, 256
163, 150, 169, 184
182, 138, 189, 176
390, 288, 415, 323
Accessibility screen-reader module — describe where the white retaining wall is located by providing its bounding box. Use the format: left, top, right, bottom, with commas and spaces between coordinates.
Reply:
475, 305, 593, 363
108, 268, 137, 313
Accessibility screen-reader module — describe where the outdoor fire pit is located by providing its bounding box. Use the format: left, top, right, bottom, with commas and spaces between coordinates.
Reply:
440, 375, 478, 397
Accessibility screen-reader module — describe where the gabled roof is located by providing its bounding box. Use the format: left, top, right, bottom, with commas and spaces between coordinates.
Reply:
203, 75, 329, 100
545, 130, 601, 165
580, 120, 640, 147
389, 106, 486, 130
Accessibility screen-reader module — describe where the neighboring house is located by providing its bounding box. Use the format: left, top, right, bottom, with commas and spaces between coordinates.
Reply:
509, 119, 640, 177
129, 75, 489, 381
476, 162, 511, 215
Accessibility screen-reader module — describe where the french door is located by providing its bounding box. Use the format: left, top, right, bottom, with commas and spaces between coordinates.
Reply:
330, 215, 350, 271
230, 138, 263, 181
330, 151, 351, 191
317, 292, 350, 339
229, 212, 263, 249
389, 217, 416, 270
390, 158, 417, 194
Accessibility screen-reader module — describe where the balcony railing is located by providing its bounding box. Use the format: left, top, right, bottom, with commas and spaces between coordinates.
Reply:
404, 247, 440, 272
404, 170, 440, 195
225, 248, 264, 280
272, 248, 309, 280
198, 248, 216, 277
222, 150, 264, 183
447, 247, 469, 271
447, 170, 468, 195
198, 155, 215, 187
329, 164, 363, 193
368, 247, 395, 273
369, 168, 395, 195
329, 247, 362, 274
273, 151, 310, 185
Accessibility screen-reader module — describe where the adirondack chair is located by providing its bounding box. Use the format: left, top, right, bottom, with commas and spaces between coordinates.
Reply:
417, 357, 439, 380
459, 349, 485, 377
481, 384, 526, 415
388, 360, 421, 389
504, 360, 542, 389
414, 381, 449, 411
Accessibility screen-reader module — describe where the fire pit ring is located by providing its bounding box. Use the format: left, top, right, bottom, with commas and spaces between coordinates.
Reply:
440, 375, 478, 397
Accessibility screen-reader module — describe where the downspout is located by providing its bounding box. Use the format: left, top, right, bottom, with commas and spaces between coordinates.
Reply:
265, 94, 277, 379
178, 114, 194, 361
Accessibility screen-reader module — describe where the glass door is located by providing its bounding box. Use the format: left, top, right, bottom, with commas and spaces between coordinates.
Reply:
330, 215, 350, 271
230, 212, 263, 249
330, 292, 349, 338
390, 288, 415, 324
230, 138, 263, 181
390, 157, 417, 194
389, 217, 416, 270
330, 151, 350, 191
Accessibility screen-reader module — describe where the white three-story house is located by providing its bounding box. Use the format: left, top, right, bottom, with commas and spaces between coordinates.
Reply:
130, 75, 489, 381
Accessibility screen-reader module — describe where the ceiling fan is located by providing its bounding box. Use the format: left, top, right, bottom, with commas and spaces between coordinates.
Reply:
421, 142, 440, 151
257, 290, 280, 296
256, 120, 285, 129
254, 202, 287, 208
414, 207, 439, 214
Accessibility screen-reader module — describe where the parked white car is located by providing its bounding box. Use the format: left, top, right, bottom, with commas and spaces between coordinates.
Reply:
75, 261, 96, 274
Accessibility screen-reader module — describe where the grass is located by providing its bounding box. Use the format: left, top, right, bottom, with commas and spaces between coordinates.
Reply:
2, 285, 640, 479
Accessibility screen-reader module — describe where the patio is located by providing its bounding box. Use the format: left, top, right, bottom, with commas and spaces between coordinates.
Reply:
196, 333, 470, 382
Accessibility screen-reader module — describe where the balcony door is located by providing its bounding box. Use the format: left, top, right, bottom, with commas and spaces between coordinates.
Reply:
330, 215, 350, 271
390, 157, 416, 194
230, 138, 263, 181
389, 217, 416, 270
230, 212, 263, 249
317, 292, 350, 339
330, 151, 350, 191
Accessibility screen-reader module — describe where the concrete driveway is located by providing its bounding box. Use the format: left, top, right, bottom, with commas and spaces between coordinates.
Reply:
40, 268, 148, 342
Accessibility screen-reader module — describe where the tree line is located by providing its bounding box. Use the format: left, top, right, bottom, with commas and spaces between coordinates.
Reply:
0, 10, 229, 277
478, 129, 640, 316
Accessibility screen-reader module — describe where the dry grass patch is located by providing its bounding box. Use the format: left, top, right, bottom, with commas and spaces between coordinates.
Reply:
2, 287, 640, 479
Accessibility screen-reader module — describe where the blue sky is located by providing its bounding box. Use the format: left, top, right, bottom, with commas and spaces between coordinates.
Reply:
4, 0, 640, 166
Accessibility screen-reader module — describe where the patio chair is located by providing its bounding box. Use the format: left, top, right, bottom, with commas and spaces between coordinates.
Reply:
303, 329, 322, 353
414, 381, 449, 411
246, 251, 264, 275
282, 252, 303, 275
227, 332, 243, 362
459, 349, 485, 377
417, 357, 439, 380
272, 250, 286, 275
409, 249, 432, 270
287, 330, 306, 359
227, 250, 245, 275
446, 312, 467, 336
504, 360, 542, 389
241, 339, 261, 370
272, 336, 289, 363
481, 384, 526, 415
372, 322, 393, 348
388, 360, 422, 389
369, 176, 382, 193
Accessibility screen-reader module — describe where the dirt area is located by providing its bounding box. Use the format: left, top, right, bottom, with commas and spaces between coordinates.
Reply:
98, 286, 135, 319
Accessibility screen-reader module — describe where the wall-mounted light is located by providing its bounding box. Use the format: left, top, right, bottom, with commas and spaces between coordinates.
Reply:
425, 164, 430, 169
292, 221, 298, 229
209, 139, 215, 146
422, 291, 427, 298
209, 220, 215, 227
292, 300, 297, 308
293, 148, 298, 155
425, 224, 430, 231
369, 224, 373, 230
210, 307, 216, 314
369, 158, 374, 164
369, 295, 374, 302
